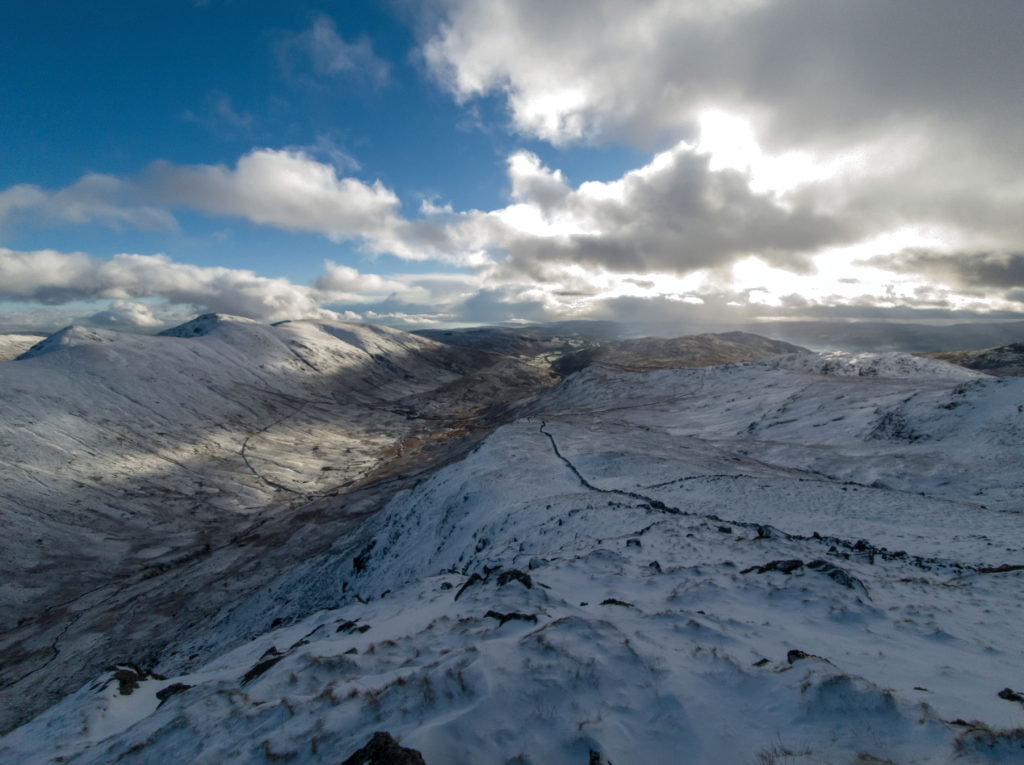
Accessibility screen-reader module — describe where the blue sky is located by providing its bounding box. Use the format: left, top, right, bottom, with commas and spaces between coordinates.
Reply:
2, 0, 1023, 332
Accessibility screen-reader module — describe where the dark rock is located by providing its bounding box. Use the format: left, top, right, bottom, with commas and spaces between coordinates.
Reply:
454, 572, 484, 601
717, 526, 732, 534
496, 569, 533, 590
484, 610, 539, 626
336, 621, 358, 634
357, 625, 371, 634
341, 731, 427, 765
649, 561, 662, 571
270, 618, 284, 628
998, 688, 1024, 704
600, 598, 634, 607
104, 664, 162, 696
344, 648, 358, 655
156, 683, 192, 706
626, 538, 642, 548
111, 669, 141, 696
787, 650, 813, 664
806, 560, 866, 591
241, 655, 283, 685
353, 540, 377, 574
978, 564, 1024, 575
756, 525, 792, 540
741, 559, 804, 575
439, 582, 452, 590
753, 658, 770, 667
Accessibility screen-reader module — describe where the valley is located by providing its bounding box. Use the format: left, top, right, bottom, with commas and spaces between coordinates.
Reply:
0, 316, 557, 734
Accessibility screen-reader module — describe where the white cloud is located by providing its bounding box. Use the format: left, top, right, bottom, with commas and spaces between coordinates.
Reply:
313, 261, 405, 296
87, 300, 166, 328
146, 148, 404, 243
0, 175, 177, 232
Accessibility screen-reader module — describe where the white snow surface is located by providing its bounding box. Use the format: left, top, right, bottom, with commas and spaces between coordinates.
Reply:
0, 333, 44, 360
4, 353, 1024, 763
759, 351, 987, 381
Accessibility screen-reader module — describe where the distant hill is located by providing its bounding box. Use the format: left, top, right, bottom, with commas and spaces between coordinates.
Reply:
420, 318, 1024, 356
551, 331, 809, 375
414, 327, 580, 358
920, 342, 1024, 376
414, 324, 610, 365
0, 333, 47, 361
747, 319, 1024, 354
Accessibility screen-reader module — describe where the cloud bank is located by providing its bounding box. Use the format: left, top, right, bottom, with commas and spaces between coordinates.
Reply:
0, 248, 390, 326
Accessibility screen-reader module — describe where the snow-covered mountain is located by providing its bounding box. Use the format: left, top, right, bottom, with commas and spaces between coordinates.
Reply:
5, 350, 1023, 763
0, 315, 555, 734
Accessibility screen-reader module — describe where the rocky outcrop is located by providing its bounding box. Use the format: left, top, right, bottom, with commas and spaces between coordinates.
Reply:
341, 732, 427, 765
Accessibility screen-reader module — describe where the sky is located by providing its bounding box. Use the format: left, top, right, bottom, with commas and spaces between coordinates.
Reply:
2, 0, 1024, 333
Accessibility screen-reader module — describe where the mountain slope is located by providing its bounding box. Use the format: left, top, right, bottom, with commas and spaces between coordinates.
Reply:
921, 342, 1024, 377
0, 315, 555, 733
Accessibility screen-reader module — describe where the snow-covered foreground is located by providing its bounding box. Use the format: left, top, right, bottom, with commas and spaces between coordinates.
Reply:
4, 353, 1024, 763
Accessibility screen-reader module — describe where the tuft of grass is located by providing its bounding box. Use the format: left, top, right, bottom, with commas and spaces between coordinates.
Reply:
752, 737, 811, 765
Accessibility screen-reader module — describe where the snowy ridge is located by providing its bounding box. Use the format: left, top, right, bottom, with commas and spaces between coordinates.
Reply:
15, 325, 123, 359
6, 358, 1023, 763
760, 350, 987, 381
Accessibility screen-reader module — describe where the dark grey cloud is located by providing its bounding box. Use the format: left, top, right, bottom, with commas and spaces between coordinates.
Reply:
867, 250, 1024, 290
464, 148, 854, 282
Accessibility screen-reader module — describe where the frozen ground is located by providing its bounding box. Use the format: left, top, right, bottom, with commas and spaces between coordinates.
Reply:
5, 352, 1023, 763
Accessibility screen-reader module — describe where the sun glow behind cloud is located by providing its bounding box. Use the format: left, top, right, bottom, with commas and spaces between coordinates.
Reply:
697, 110, 862, 195
730, 227, 1012, 313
